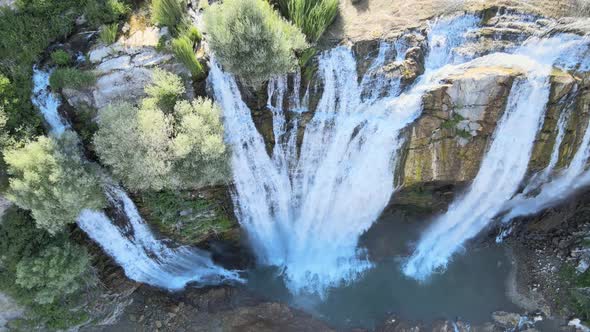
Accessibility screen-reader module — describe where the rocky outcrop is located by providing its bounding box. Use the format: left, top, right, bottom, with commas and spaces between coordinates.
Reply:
399, 65, 518, 186
62, 25, 192, 111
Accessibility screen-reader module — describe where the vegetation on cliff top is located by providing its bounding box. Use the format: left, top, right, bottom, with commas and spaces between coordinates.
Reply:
204, 0, 307, 85
4, 132, 105, 234
94, 69, 228, 192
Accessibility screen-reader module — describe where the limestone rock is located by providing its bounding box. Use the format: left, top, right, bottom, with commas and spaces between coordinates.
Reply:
400, 65, 516, 186
97, 55, 132, 73
93, 68, 153, 109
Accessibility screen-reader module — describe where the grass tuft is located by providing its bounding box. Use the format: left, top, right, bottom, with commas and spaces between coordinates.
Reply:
171, 35, 204, 78
151, 0, 185, 33
277, 0, 338, 43
99, 23, 119, 45
49, 68, 96, 90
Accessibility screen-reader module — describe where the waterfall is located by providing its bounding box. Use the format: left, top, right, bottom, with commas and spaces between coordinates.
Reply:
31, 67, 241, 290
501, 112, 590, 222
403, 35, 590, 281
78, 186, 241, 290
32, 67, 70, 134
210, 15, 480, 295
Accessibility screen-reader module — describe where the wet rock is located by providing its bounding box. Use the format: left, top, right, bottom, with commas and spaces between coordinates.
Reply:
491, 311, 521, 329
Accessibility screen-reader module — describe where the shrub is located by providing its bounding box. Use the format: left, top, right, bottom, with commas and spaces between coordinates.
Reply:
94, 103, 175, 192
0, 207, 94, 330
16, 242, 93, 305
94, 71, 228, 191
151, 0, 185, 32
99, 23, 119, 44
185, 25, 202, 44
143, 68, 186, 112
171, 98, 229, 188
138, 190, 235, 244
50, 50, 71, 66
204, 0, 307, 85
276, 0, 338, 43
171, 35, 204, 78
4, 132, 105, 234
49, 67, 95, 90
84, 0, 131, 28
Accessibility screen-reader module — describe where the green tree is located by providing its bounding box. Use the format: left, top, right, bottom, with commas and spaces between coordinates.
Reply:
94, 103, 175, 191
94, 71, 229, 191
4, 132, 105, 234
204, 0, 307, 86
171, 98, 229, 188
0, 207, 94, 329
16, 242, 93, 305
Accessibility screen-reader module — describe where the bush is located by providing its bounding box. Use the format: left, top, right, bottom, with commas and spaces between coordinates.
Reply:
143, 68, 186, 112
49, 67, 96, 90
185, 25, 202, 44
50, 50, 71, 66
138, 189, 235, 244
16, 242, 93, 305
84, 0, 132, 28
276, 0, 338, 43
99, 23, 119, 44
4, 132, 105, 234
94, 103, 175, 192
0, 206, 94, 330
94, 71, 228, 191
151, 0, 185, 32
171, 98, 229, 188
204, 0, 307, 85
171, 35, 204, 78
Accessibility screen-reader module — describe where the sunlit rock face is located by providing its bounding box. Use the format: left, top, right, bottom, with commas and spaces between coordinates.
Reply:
62, 26, 192, 110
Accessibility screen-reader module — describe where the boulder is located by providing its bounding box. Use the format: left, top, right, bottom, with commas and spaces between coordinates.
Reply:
491, 311, 521, 329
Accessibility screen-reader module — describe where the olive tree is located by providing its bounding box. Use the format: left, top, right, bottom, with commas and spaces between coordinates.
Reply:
4, 131, 105, 234
204, 0, 307, 85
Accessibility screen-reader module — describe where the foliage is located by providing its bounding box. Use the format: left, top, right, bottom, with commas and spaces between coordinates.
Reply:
171, 98, 229, 188
171, 35, 204, 78
144, 68, 186, 112
16, 242, 93, 305
204, 0, 307, 86
50, 50, 71, 66
151, 0, 185, 33
94, 70, 229, 191
185, 25, 202, 44
0, 207, 93, 330
4, 132, 105, 234
94, 103, 175, 192
84, 0, 132, 28
558, 263, 590, 323
99, 23, 119, 45
276, 0, 338, 43
138, 189, 236, 244
49, 67, 96, 90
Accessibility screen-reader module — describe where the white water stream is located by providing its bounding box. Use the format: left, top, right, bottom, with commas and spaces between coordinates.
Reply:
403, 35, 590, 280
211, 15, 481, 294
31, 68, 241, 290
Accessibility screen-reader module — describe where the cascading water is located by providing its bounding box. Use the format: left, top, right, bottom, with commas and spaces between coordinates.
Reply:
403, 35, 590, 281
210, 15, 482, 295
78, 186, 241, 289
31, 67, 241, 289
32, 67, 70, 134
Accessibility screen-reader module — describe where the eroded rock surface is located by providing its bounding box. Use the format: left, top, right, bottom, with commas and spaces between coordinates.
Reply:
63, 26, 191, 110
